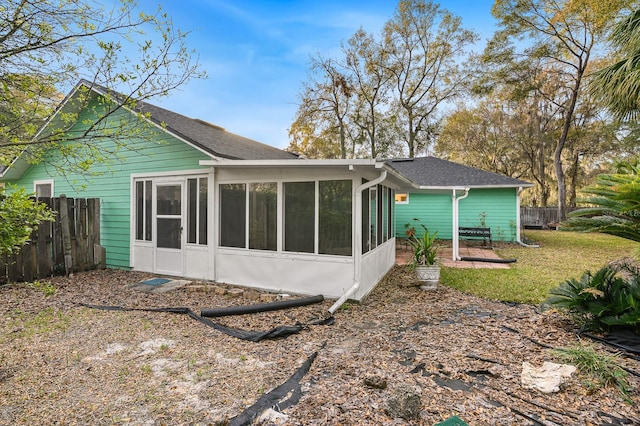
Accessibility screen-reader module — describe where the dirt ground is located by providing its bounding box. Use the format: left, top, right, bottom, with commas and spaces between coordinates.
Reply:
1, 266, 639, 425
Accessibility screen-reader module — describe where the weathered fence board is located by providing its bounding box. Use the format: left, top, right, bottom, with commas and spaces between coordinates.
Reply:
0, 196, 104, 284
520, 207, 577, 229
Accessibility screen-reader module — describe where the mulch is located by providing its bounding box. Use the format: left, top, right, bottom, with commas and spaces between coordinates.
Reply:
1, 266, 639, 425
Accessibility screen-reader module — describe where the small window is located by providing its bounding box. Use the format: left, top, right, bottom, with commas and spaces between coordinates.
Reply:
395, 193, 409, 204
135, 180, 152, 241
34, 180, 53, 199
187, 177, 208, 245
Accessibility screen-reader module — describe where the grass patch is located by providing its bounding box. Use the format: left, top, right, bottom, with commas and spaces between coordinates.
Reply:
442, 230, 637, 304
1, 308, 72, 342
551, 343, 632, 403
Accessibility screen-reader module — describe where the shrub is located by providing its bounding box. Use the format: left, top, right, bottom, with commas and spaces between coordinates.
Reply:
545, 259, 640, 332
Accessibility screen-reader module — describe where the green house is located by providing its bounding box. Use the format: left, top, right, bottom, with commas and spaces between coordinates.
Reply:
386, 157, 533, 260
1, 80, 407, 307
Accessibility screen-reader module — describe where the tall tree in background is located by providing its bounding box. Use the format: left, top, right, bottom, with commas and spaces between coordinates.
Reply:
344, 28, 392, 159
485, 0, 631, 220
382, 0, 477, 158
289, 56, 353, 158
0, 0, 202, 171
289, 0, 477, 159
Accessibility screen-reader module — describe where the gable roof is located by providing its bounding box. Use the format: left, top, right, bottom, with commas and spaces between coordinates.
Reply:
1, 80, 296, 179
385, 156, 533, 189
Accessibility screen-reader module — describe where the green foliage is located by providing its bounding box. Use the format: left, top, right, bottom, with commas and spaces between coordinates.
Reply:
30, 280, 56, 297
408, 224, 438, 267
590, 8, 640, 122
562, 161, 640, 242
552, 343, 632, 402
545, 261, 640, 332
0, 187, 55, 256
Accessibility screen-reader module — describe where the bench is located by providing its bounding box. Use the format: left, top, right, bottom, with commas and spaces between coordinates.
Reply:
459, 227, 492, 246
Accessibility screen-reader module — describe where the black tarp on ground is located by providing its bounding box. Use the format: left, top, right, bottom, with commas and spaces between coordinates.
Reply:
80, 303, 333, 342
228, 350, 319, 426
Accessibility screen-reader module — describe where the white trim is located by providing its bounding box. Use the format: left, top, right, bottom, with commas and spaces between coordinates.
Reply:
33, 179, 54, 197
394, 193, 410, 204
200, 158, 383, 168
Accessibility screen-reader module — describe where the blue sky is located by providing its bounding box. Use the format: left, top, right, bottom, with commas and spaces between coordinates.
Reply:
153, 0, 498, 149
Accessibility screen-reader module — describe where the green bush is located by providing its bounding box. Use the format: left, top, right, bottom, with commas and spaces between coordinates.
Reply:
0, 186, 55, 256
545, 260, 640, 332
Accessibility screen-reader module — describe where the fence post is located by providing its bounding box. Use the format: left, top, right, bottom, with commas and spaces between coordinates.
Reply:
59, 195, 73, 275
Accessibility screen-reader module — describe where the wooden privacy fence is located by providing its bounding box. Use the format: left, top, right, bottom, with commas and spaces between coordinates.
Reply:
520, 207, 578, 228
0, 196, 106, 284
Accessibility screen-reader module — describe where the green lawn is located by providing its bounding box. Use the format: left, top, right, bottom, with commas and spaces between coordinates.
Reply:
441, 230, 638, 305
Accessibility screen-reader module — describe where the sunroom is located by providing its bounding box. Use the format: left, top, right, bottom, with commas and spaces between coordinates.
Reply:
130, 159, 409, 302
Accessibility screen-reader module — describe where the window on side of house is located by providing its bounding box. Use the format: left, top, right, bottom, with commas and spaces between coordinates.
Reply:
369, 186, 377, 249
34, 179, 53, 199
249, 182, 277, 251
361, 181, 370, 254
187, 177, 208, 245
219, 183, 246, 248
319, 179, 352, 256
284, 181, 315, 253
395, 193, 409, 204
135, 180, 152, 241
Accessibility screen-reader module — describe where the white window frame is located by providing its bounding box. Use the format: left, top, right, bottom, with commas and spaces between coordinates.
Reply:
395, 193, 409, 204
34, 179, 54, 198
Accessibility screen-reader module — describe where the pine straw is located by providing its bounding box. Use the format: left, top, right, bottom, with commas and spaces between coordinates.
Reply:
1, 267, 638, 425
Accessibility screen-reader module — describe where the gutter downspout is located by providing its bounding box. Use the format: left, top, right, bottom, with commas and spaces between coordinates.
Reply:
516, 187, 540, 248
328, 170, 387, 315
452, 188, 470, 261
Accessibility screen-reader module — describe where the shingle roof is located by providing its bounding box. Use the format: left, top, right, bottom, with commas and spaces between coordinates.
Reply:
386, 157, 532, 188
136, 102, 297, 160
84, 80, 297, 160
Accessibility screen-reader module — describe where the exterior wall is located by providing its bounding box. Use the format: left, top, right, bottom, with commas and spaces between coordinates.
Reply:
7, 100, 210, 268
395, 188, 519, 242
395, 192, 453, 239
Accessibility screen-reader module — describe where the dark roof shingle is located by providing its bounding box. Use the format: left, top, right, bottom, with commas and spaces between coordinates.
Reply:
386, 157, 532, 188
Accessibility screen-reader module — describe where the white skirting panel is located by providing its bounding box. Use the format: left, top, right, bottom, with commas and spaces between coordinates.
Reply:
358, 240, 396, 300
184, 246, 210, 280
215, 249, 354, 298
132, 244, 154, 272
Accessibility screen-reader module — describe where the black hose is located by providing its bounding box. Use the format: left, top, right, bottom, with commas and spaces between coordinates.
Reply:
200, 294, 324, 318
460, 257, 517, 264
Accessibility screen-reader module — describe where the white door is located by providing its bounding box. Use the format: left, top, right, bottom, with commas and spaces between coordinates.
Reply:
155, 182, 183, 275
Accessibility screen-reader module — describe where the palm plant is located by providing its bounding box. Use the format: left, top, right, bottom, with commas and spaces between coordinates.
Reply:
561, 161, 640, 242
408, 224, 438, 267
545, 260, 640, 332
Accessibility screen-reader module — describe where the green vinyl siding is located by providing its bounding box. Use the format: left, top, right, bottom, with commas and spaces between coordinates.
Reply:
395, 188, 519, 242
395, 192, 452, 239
7, 99, 210, 269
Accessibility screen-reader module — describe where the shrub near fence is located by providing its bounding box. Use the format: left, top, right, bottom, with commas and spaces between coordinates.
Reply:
0, 196, 105, 284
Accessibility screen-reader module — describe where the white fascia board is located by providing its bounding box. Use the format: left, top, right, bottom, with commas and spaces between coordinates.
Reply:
199, 158, 382, 168
416, 183, 534, 190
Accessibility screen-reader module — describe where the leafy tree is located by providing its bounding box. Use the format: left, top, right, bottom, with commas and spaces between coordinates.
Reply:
382, 0, 478, 158
561, 161, 640, 241
590, 9, 640, 121
290, 0, 477, 159
289, 55, 353, 159
0, 186, 55, 257
344, 28, 392, 159
484, 0, 632, 219
1, 0, 203, 172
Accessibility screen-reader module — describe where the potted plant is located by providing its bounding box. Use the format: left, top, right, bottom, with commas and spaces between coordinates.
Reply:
408, 224, 440, 290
